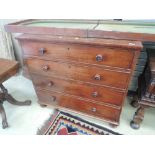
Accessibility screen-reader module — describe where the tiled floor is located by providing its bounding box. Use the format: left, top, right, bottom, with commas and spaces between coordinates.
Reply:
0, 75, 155, 135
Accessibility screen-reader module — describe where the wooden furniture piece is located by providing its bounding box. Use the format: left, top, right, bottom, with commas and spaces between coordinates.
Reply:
130, 52, 155, 129
0, 58, 31, 129
7, 19, 155, 127
5, 20, 155, 93
16, 35, 142, 127
5, 19, 155, 41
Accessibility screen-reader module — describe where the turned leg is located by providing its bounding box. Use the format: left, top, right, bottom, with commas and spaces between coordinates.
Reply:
130, 94, 139, 108
0, 84, 31, 106
130, 105, 145, 129
0, 84, 31, 129
5, 94, 31, 106
0, 103, 8, 129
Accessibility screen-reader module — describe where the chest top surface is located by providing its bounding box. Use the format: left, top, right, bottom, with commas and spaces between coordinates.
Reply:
4, 19, 155, 42
16, 34, 143, 50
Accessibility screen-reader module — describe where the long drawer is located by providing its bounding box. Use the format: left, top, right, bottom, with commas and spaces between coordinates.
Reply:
36, 89, 121, 123
31, 74, 125, 107
21, 41, 135, 69
26, 58, 130, 89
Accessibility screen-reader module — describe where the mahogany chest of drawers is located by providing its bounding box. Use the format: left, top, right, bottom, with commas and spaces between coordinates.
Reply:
16, 34, 142, 126
7, 20, 155, 126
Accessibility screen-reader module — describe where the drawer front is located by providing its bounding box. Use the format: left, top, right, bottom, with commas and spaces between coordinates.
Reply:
26, 58, 130, 89
32, 74, 125, 106
21, 41, 134, 69
36, 89, 121, 123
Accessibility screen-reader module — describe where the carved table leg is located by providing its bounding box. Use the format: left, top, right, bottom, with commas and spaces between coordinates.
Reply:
0, 103, 8, 129
130, 106, 145, 129
0, 84, 31, 106
6, 94, 31, 106
0, 84, 31, 129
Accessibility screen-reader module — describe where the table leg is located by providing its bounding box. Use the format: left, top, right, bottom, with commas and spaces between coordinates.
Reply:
0, 103, 8, 129
6, 94, 31, 106
130, 95, 139, 108
0, 84, 31, 106
130, 106, 145, 129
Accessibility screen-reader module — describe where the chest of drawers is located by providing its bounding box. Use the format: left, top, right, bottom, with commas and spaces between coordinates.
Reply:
16, 34, 142, 126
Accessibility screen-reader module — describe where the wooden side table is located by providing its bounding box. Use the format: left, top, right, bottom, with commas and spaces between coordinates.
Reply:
130, 53, 155, 129
0, 58, 31, 129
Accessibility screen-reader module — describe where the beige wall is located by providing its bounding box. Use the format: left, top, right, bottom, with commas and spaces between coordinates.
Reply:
0, 19, 23, 66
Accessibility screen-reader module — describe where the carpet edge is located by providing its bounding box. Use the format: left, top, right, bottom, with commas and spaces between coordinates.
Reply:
37, 110, 122, 135
37, 110, 60, 135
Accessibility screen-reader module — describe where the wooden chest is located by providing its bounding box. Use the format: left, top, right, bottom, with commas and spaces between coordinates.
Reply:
16, 34, 142, 126
8, 20, 155, 126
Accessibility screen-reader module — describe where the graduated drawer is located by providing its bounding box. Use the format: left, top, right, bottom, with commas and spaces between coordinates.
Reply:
36, 89, 121, 123
31, 74, 125, 107
26, 58, 130, 89
21, 40, 134, 69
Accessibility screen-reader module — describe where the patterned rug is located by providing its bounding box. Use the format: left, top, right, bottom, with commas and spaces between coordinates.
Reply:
37, 111, 121, 135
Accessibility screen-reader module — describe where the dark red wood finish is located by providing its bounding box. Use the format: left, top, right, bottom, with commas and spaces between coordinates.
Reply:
5, 20, 155, 42
20, 40, 135, 69
11, 21, 143, 126
26, 58, 130, 89
31, 74, 125, 107
36, 89, 121, 124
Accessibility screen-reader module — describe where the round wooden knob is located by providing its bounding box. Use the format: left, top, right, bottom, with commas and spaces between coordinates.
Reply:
39, 48, 46, 55
51, 96, 56, 102
96, 54, 103, 62
42, 65, 49, 71
91, 107, 97, 112
92, 92, 98, 98
48, 81, 54, 87
94, 74, 101, 80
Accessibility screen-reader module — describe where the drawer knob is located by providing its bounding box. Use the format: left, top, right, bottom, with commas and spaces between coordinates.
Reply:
39, 48, 46, 55
51, 96, 56, 102
96, 54, 103, 62
91, 107, 97, 112
94, 74, 101, 80
92, 92, 98, 98
48, 81, 54, 87
42, 65, 49, 71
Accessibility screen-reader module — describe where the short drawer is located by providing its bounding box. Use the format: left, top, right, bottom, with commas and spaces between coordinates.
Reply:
36, 89, 121, 123
31, 74, 125, 107
21, 40, 134, 69
26, 58, 130, 89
